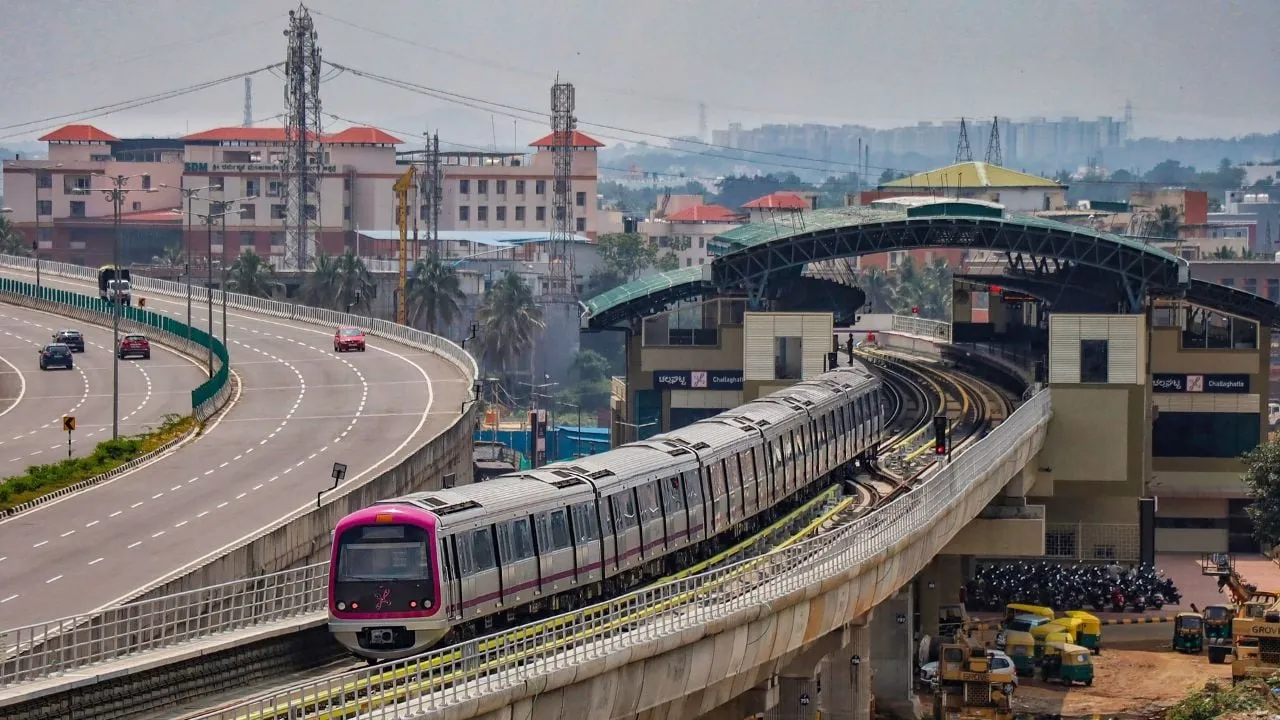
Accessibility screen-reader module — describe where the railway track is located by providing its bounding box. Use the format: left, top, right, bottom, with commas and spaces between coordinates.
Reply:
176, 358, 1015, 720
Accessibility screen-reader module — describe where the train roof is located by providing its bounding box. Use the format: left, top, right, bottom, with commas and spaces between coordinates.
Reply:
384, 471, 592, 520
553, 443, 697, 484
649, 416, 758, 460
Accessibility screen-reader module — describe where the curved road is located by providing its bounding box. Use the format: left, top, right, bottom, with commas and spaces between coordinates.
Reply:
0, 269, 469, 626
0, 305, 203, 474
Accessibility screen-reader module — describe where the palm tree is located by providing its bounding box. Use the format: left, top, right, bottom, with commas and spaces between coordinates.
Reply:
225, 248, 281, 298
476, 271, 544, 373
1155, 205, 1180, 239
0, 215, 31, 257
858, 266, 897, 313
333, 250, 376, 313
406, 253, 465, 333
299, 252, 341, 309
151, 244, 184, 267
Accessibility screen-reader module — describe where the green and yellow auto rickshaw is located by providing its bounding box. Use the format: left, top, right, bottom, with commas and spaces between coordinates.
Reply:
1032, 625, 1075, 662
1041, 641, 1095, 686
1005, 603, 1055, 625
1173, 612, 1204, 654
1065, 610, 1103, 654
1004, 630, 1036, 677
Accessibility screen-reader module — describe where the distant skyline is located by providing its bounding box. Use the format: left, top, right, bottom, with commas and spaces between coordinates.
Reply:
0, 0, 1277, 149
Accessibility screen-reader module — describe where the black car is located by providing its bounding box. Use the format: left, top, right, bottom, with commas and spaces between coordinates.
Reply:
39, 343, 74, 370
52, 330, 85, 352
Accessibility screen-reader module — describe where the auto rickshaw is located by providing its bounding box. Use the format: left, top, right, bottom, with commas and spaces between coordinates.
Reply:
997, 613, 1053, 651
1173, 612, 1205, 654
1203, 604, 1233, 664
1050, 617, 1084, 644
1065, 610, 1103, 654
1031, 625, 1075, 662
1005, 603, 1055, 625
1004, 630, 1036, 676
1041, 641, 1095, 686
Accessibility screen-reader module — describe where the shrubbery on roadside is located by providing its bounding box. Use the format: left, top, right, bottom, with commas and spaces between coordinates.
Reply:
0, 414, 196, 510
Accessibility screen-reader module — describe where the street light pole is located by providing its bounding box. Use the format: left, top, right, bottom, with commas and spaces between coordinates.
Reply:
183, 196, 255, 377
160, 183, 220, 349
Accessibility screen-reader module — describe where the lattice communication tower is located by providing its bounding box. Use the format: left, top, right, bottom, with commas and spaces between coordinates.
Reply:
547, 79, 576, 304
281, 5, 323, 270
955, 117, 973, 163
984, 116, 1003, 166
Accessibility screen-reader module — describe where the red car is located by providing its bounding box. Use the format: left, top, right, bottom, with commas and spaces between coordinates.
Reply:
334, 326, 366, 353
117, 334, 150, 360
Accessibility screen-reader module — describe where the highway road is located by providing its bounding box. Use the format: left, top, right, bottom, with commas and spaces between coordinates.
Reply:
0, 305, 203, 475
0, 268, 470, 627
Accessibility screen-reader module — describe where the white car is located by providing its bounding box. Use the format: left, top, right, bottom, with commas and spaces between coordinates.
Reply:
919, 650, 1018, 695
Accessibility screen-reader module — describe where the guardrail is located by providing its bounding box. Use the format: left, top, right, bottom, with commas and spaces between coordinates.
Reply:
889, 313, 952, 343
1, 564, 327, 686
0, 254, 478, 383
190, 389, 1051, 720
0, 275, 230, 420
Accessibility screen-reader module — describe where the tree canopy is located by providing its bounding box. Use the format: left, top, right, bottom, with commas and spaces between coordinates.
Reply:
597, 232, 660, 280
1243, 440, 1280, 550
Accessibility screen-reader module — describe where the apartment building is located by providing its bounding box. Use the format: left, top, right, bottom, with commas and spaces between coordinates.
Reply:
2, 124, 605, 267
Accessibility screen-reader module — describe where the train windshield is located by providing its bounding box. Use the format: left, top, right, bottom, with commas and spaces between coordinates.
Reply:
336, 524, 431, 582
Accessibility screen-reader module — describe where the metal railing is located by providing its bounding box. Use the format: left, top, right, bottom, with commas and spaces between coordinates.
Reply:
189, 389, 1050, 720
0, 254, 478, 384
0, 274, 230, 420
889, 314, 952, 343
1, 563, 328, 686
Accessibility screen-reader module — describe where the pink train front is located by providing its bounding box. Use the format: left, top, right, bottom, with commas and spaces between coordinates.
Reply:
328, 504, 448, 661
327, 365, 887, 662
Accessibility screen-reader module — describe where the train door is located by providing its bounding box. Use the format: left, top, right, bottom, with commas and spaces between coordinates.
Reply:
611, 490, 641, 568
570, 502, 602, 584
724, 457, 742, 524
740, 451, 758, 517
536, 509, 575, 592
683, 470, 706, 542
637, 482, 663, 559
462, 527, 498, 618
442, 535, 464, 619
663, 475, 688, 549
496, 517, 537, 605
707, 459, 726, 531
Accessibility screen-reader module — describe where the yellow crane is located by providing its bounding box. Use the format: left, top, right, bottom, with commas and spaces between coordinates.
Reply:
393, 166, 417, 326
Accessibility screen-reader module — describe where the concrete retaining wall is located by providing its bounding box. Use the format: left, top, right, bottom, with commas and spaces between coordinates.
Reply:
452, 417, 1047, 720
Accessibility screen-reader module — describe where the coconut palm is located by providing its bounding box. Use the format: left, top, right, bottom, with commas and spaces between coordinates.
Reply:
1155, 205, 1180, 239
0, 215, 30, 257
151, 244, 185, 267
407, 253, 465, 333
225, 248, 281, 298
858, 266, 897, 313
333, 250, 376, 313
476, 271, 543, 373
299, 252, 341, 308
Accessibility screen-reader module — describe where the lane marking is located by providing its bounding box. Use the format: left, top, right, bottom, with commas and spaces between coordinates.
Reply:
45, 575, 62, 584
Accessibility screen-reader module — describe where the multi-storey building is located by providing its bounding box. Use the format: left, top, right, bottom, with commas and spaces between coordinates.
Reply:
2, 124, 604, 268
434, 131, 602, 238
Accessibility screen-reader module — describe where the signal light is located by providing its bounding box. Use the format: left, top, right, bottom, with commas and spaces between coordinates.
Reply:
911, 306, 919, 314
933, 415, 948, 455
989, 285, 1003, 294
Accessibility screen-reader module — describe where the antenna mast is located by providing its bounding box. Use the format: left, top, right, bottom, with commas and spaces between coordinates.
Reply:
243, 77, 253, 127
281, 4, 323, 271
984, 116, 1003, 166
548, 78, 577, 308
955, 117, 973, 163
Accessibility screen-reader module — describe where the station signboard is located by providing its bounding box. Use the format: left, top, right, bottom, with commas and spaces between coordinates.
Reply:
1151, 373, 1250, 394
653, 370, 745, 390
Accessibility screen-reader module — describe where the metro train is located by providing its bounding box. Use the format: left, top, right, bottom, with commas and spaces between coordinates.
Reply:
328, 364, 887, 661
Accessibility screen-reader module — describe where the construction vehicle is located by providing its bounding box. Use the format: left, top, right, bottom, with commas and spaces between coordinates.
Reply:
1201, 553, 1279, 612
932, 638, 1014, 720
1202, 553, 1280, 681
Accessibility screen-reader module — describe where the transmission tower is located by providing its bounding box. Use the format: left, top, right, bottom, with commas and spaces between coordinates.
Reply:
984, 116, 1003, 166
422, 132, 442, 256
281, 5, 323, 271
548, 78, 576, 305
955, 117, 973, 163
243, 77, 253, 127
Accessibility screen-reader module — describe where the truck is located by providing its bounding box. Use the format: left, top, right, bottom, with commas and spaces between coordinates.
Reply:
98, 266, 131, 306
932, 639, 1014, 720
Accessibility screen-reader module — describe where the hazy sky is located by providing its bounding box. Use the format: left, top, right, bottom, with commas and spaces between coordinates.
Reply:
1, 0, 1277, 151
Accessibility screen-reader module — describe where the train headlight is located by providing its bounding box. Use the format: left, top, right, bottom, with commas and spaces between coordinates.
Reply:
423, 598, 432, 609
337, 602, 346, 611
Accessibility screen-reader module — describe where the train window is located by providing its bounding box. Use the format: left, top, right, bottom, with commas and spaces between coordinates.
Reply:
738, 451, 753, 486
454, 535, 474, 575
638, 483, 660, 522
510, 518, 535, 560
534, 512, 553, 552
683, 471, 702, 505
571, 503, 599, 542
665, 476, 685, 510
708, 461, 724, 498
725, 456, 739, 488
549, 509, 572, 550
471, 528, 496, 571
612, 493, 638, 529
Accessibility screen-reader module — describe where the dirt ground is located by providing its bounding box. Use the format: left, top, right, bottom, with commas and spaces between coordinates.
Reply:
1009, 639, 1231, 716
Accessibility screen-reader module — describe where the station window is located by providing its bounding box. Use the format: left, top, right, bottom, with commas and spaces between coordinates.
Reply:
1153, 412, 1261, 458
775, 336, 803, 380
1268, 279, 1279, 302
1182, 306, 1257, 350
1079, 339, 1109, 383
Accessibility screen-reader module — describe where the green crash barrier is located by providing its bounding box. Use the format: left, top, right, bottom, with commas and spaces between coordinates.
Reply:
0, 277, 229, 414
